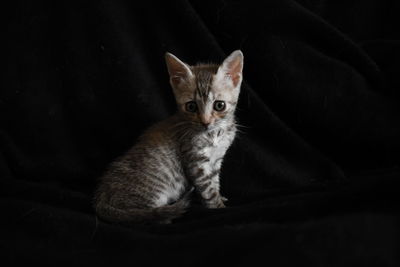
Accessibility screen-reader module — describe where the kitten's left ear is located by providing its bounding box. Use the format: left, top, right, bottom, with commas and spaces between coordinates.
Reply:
218, 50, 244, 88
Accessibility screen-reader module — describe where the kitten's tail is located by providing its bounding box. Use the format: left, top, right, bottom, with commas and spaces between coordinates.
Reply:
95, 189, 192, 224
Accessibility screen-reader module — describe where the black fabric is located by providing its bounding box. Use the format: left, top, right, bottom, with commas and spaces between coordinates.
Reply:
2, 1, 400, 265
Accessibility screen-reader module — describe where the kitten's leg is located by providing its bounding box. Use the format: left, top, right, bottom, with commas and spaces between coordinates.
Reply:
190, 163, 226, 209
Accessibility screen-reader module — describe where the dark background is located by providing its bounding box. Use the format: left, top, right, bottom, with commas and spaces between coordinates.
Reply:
2, 0, 400, 265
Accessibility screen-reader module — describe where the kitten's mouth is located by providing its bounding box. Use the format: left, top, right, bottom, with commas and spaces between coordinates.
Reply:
201, 123, 218, 132
191, 120, 220, 132
202, 124, 211, 131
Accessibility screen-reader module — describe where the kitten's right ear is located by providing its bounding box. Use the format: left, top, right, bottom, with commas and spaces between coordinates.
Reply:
165, 53, 193, 88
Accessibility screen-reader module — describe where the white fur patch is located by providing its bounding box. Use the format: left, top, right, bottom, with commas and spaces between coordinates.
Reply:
154, 179, 187, 207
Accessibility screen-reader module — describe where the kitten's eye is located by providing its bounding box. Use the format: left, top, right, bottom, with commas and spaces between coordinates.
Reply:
185, 101, 197, 113
213, 101, 226, 112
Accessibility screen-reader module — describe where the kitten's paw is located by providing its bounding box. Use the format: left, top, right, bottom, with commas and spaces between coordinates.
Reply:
206, 200, 226, 209
221, 196, 229, 202
216, 202, 226, 208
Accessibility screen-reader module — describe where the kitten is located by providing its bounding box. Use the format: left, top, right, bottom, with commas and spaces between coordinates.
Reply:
94, 50, 244, 224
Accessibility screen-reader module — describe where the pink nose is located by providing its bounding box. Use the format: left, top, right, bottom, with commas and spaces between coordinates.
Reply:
200, 116, 212, 128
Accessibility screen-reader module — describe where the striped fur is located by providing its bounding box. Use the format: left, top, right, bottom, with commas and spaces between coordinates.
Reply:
94, 51, 243, 223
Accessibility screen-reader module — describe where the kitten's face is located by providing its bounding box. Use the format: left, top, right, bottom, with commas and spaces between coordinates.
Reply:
165, 51, 243, 131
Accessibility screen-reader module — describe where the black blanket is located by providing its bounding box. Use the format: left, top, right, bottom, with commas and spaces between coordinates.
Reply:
2, 1, 400, 265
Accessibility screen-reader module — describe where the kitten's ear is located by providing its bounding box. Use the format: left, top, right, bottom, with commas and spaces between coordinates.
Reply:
218, 50, 244, 88
165, 52, 193, 88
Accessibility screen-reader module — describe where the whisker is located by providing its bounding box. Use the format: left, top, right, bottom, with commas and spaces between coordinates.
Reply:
234, 123, 250, 129
235, 128, 243, 134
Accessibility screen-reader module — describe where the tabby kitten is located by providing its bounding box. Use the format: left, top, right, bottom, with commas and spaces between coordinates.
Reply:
94, 50, 244, 224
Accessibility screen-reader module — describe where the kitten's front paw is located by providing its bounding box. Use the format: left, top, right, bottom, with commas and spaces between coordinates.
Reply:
221, 196, 228, 203
216, 202, 226, 208
206, 199, 226, 209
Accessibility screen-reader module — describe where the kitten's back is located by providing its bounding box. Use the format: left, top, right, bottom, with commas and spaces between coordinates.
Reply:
94, 116, 191, 224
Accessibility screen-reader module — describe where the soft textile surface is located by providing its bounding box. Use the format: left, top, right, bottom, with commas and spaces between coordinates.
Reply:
2, 1, 400, 265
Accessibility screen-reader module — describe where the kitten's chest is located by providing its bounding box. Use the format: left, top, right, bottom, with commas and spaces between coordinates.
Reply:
193, 127, 236, 160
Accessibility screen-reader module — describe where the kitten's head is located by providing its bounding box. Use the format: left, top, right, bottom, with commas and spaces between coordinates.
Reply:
165, 50, 243, 131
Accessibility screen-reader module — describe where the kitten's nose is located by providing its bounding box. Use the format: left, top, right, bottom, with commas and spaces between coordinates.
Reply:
202, 122, 211, 129
200, 116, 212, 129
